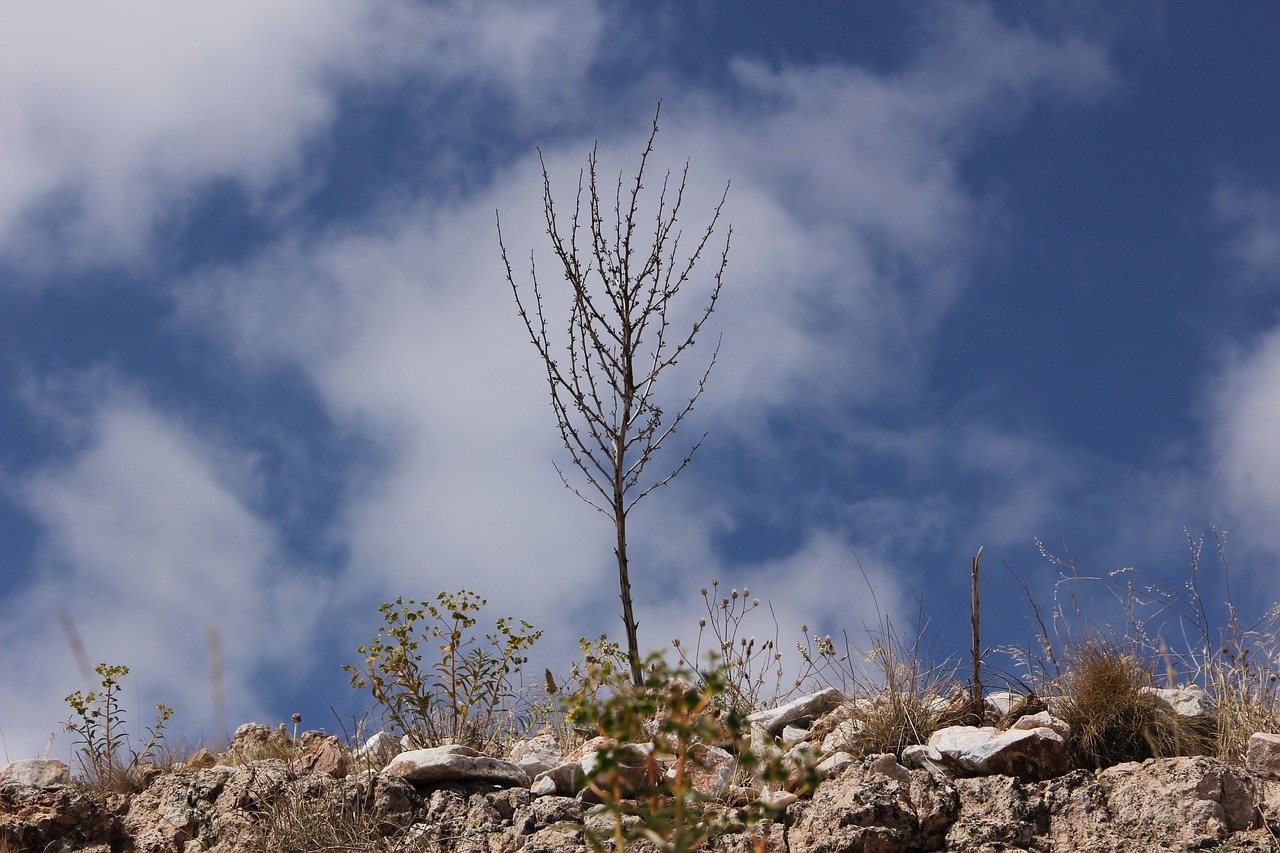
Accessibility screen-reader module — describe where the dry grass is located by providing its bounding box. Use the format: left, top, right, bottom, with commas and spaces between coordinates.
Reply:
798, 605, 967, 760
1053, 639, 1202, 769
1005, 528, 1280, 769
247, 778, 403, 853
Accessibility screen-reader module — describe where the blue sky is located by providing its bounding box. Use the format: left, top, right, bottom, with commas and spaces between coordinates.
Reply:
4, 2, 1280, 758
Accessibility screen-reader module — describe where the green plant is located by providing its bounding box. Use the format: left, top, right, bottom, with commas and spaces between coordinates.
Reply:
672, 579, 788, 714
64, 662, 174, 791
344, 590, 541, 754
574, 655, 795, 853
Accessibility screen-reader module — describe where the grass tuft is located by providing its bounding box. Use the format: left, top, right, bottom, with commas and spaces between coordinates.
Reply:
1053, 639, 1198, 769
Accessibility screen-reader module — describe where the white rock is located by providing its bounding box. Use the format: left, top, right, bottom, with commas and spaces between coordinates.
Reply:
760, 786, 798, 808
983, 690, 1020, 717
1009, 711, 1070, 739
508, 732, 563, 778
781, 724, 810, 747
355, 731, 401, 766
1143, 686, 1216, 720
747, 686, 844, 732
0, 759, 70, 788
816, 751, 856, 775
867, 753, 911, 785
819, 718, 867, 754
749, 687, 846, 735
927, 724, 1068, 781
383, 745, 530, 787
530, 774, 559, 796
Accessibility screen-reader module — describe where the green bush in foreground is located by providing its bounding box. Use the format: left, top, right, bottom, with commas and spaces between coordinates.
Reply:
573, 655, 796, 853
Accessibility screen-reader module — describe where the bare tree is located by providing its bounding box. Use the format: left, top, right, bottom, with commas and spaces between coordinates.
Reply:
497, 105, 729, 685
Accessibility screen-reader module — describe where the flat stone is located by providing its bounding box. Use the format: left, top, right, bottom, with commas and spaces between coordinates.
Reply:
382, 745, 529, 787
748, 687, 846, 735
1010, 711, 1070, 739
817, 751, 856, 776
928, 724, 1069, 781
0, 759, 70, 788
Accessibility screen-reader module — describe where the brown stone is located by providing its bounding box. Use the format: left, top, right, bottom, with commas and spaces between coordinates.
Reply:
289, 735, 347, 778
1247, 732, 1280, 780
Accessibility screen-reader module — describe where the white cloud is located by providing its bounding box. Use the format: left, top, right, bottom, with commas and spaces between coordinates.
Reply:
165, 5, 1119, 686
0, 0, 603, 274
1211, 178, 1280, 283
1211, 330, 1280, 541
1, 383, 318, 759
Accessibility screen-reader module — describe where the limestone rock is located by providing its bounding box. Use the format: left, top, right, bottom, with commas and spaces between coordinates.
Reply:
532, 760, 583, 797
0, 759, 70, 789
983, 689, 1020, 717
781, 723, 810, 747
383, 744, 530, 788
1143, 685, 1216, 720
819, 717, 867, 754
790, 755, 919, 853
1098, 755, 1257, 849
1247, 731, 1280, 780
669, 744, 736, 800
225, 721, 292, 762
927, 723, 1069, 781
354, 731, 401, 767
1009, 710, 1071, 739
530, 773, 558, 796
508, 731, 564, 778
816, 751, 855, 776
748, 687, 846, 735
214, 760, 290, 812
0, 783, 122, 851
289, 734, 347, 777
1043, 769, 1127, 853
866, 753, 911, 786
900, 743, 950, 777
945, 774, 1045, 851
182, 748, 219, 771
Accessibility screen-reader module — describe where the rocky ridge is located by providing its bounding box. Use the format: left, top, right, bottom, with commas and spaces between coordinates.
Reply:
4, 690, 1280, 852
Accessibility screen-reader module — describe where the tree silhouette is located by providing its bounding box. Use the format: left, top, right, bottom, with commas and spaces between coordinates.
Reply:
498, 105, 729, 685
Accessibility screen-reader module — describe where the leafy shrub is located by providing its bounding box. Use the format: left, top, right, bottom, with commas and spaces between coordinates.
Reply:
64, 662, 173, 792
574, 655, 793, 853
345, 590, 541, 754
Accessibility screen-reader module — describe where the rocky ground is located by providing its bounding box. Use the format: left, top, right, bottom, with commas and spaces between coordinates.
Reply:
5, 688, 1280, 852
